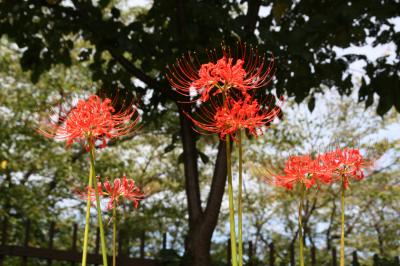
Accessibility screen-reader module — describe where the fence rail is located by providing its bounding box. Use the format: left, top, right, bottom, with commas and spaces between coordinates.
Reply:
0, 218, 161, 266
1, 218, 399, 266
0, 245, 160, 265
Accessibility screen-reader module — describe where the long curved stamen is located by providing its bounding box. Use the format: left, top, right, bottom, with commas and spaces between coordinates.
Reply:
167, 43, 275, 102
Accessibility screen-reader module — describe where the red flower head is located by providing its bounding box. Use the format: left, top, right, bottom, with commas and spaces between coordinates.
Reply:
103, 176, 145, 210
317, 148, 365, 189
74, 178, 104, 202
39, 95, 139, 149
166, 43, 275, 102
275, 155, 322, 190
186, 94, 282, 141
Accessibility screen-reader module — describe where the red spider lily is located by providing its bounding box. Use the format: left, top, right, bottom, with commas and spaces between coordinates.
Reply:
74, 179, 104, 202
103, 176, 145, 210
39, 95, 139, 149
274, 155, 323, 190
166, 43, 275, 102
186, 94, 282, 141
317, 148, 365, 189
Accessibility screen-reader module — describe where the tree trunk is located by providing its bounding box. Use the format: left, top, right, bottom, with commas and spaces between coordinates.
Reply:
352, 250, 360, 266
311, 246, 316, 266
185, 228, 213, 266
269, 242, 275, 266
332, 247, 337, 266
179, 107, 227, 266
289, 242, 295, 266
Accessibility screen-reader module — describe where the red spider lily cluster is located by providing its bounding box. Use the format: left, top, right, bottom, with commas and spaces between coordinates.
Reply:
167, 45, 274, 103
273, 148, 368, 266
187, 94, 281, 141
39, 95, 139, 149
275, 148, 366, 190
167, 43, 281, 140
103, 176, 145, 210
82, 176, 145, 211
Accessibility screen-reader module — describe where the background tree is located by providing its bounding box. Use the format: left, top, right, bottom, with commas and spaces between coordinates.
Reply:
1, 0, 399, 265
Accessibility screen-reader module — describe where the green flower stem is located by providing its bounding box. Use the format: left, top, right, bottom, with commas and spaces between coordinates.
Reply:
298, 183, 305, 266
113, 207, 117, 266
81, 156, 94, 266
89, 146, 109, 266
237, 130, 243, 266
340, 176, 345, 266
226, 135, 238, 266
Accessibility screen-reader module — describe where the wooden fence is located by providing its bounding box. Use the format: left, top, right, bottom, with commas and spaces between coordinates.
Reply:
0, 218, 161, 266
1, 218, 398, 266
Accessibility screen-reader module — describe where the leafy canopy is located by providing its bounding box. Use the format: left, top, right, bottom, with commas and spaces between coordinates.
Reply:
0, 0, 399, 117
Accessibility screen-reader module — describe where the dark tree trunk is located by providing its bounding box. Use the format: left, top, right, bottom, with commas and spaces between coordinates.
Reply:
173, 0, 228, 261
289, 242, 295, 266
289, 230, 298, 266
269, 242, 275, 266
244, 0, 262, 41
179, 107, 227, 266
248, 241, 254, 266
352, 250, 360, 266
332, 247, 337, 266
326, 200, 336, 251
185, 229, 212, 266
311, 245, 316, 266
227, 239, 231, 266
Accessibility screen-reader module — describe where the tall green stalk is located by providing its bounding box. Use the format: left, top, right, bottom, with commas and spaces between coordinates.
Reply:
89, 146, 109, 266
112, 207, 117, 266
298, 183, 305, 266
340, 176, 345, 266
226, 135, 238, 266
237, 130, 243, 266
81, 150, 94, 266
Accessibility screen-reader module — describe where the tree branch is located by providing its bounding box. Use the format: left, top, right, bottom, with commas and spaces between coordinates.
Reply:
244, 0, 262, 38
178, 106, 202, 225
69, 0, 175, 100
326, 198, 336, 250
203, 141, 227, 234
107, 49, 162, 91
